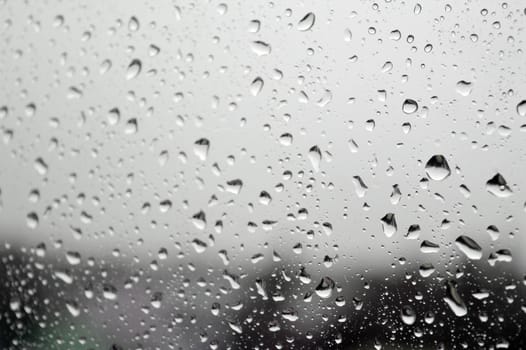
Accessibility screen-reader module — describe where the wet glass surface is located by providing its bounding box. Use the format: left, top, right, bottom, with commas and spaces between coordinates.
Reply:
0, 1, 525, 349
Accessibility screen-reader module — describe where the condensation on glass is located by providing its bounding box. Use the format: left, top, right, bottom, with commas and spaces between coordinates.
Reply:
0, 0, 525, 349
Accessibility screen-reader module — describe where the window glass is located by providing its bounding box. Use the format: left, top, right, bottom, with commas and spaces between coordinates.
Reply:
0, 1, 525, 349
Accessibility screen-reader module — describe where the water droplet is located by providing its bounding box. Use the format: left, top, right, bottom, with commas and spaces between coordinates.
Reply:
279, 133, 293, 146
297, 12, 315, 31
226, 179, 243, 194
99, 59, 112, 74
419, 263, 435, 277
400, 305, 416, 325
486, 225, 500, 241
34, 158, 48, 175
124, 118, 138, 134
102, 284, 118, 300
250, 77, 264, 96
26, 212, 39, 229
250, 41, 271, 56
192, 210, 206, 230
425, 155, 451, 181
402, 99, 418, 114
420, 240, 440, 253
444, 281, 468, 317
516, 100, 526, 117
248, 20, 261, 33
228, 320, 243, 334
352, 176, 368, 198
456, 80, 473, 96
66, 301, 80, 317
455, 235, 482, 260
315, 277, 335, 299
194, 138, 210, 161
65, 251, 81, 265
128, 16, 140, 32
486, 173, 512, 197
107, 108, 120, 125
308, 146, 322, 172
380, 213, 397, 237
192, 239, 207, 253
126, 59, 142, 80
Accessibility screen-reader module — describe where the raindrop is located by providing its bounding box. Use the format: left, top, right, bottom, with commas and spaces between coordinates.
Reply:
126, 59, 142, 80
380, 213, 397, 237
402, 99, 418, 114
486, 173, 512, 197
401, 305, 416, 325
26, 212, 39, 229
455, 235, 482, 260
226, 179, 243, 194
315, 277, 335, 299
455, 80, 473, 96
34, 158, 48, 175
279, 133, 293, 146
250, 41, 271, 56
250, 77, 264, 96
308, 146, 322, 172
517, 100, 526, 117
352, 176, 368, 198
444, 281, 468, 317
107, 108, 120, 125
194, 138, 210, 161
297, 12, 315, 31
124, 118, 138, 134
128, 16, 140, 32
248, 20, 261, 33
420, 240, 440, 253
425, 155, 451, 181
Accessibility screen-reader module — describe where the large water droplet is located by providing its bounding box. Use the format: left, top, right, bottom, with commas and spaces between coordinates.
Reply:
308, 145, 322, 172
400, 305, 416, 325
444, 281, 468, 317
126, 59, 142, 80
455, 80, 473, 96
402, 99, 418, 114
517, 100, 526, 117
425, 155, 451, 181
297, 12, 315, 31
486, 173, 512, 198
34, 158, 48, 175
455, 235, 482, 260
250, 77, 264, 96
128, 16, 140, 32
380, 213, 397, 237
194, 138, 210, 161
315, 276, 335, 299
250, 41, 271, 56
